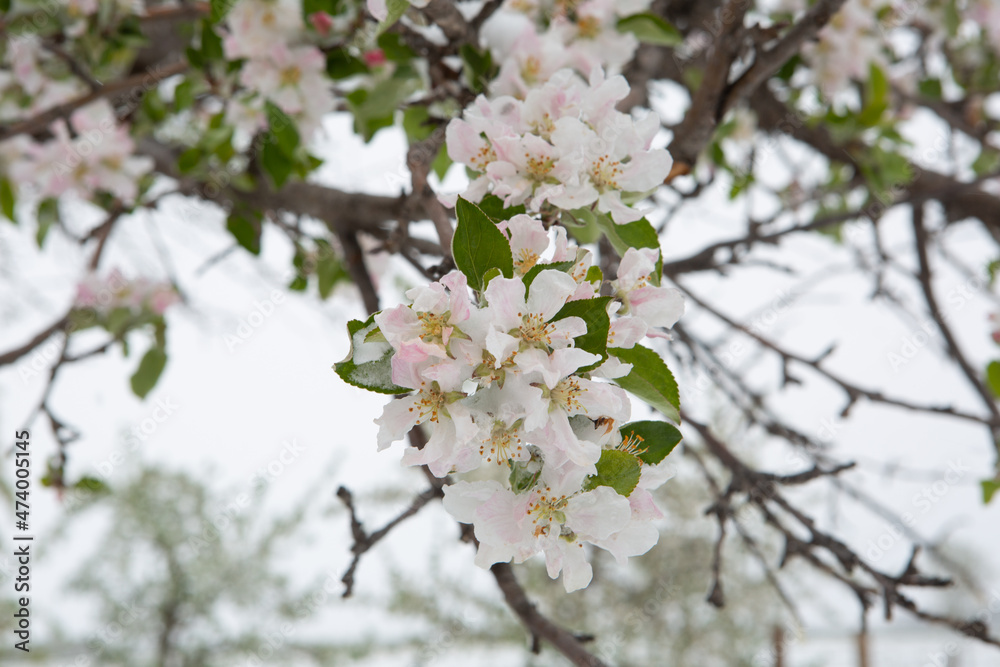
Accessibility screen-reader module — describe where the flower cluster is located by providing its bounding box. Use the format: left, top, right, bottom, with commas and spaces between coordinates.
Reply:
0, 36, 83, 123
487, 0, 652, 97
349, 214, 683, 590
801, 0, 888, 98
446, 69, 672, 224
74, 269, 179, 317
8, 100, 153, 203
222, 0, 337, 138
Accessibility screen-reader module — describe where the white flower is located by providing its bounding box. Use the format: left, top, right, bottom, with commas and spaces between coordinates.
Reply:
223, 0, 303, 60
613, 248, 684, 330
442, 468, 632, 592
239, 44, 335, 138
479, 270, 585, 364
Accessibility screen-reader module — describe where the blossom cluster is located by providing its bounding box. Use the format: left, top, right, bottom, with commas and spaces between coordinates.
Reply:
486, 0, 651, 97
221, 0, 338, 138
0, 36, 83, 123
446, 68, 672, 224
74, 269, 179, 317
7, 99, 153, 203
353, 214, 683, 591
800, 0, 888, 98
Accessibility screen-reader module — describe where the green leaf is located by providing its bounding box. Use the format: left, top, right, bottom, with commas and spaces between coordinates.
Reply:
261, 141, 294, 188
620, 420, 682, 465
174, 78, 194, 112
402, 105, 434, 141
987, 361, 1000, 398
617, 13, 683, 47
522, 260, 575, 290
376, 0, 409, 33
209, 0, 231, 23
972, 149, 1000, 178
334, 316, 410, 394
377, 32, 416, 62
178, 147, 202, 174
266, 101, 300, 157
552, 297, 611, 371
36, 198, 58, 248
0, 177, 15, 222
316, 240, 348, 299
347, 70, 420, 141
327, 49, 369, 79
596, 215, 663, 286
509, 458, 542, 493
453, 197, 514, 292
201, 19, 224, 62
460, 43, 494, 93
584, 449, 642, 497
477, 193, 526, 221
610, 345, 680, 423
0, 0, 10, 11
918, 77, 943, 100
226, 212, 260, 255
857, 63, 889, 127
74, 476, 111, 496
982, 480, 1000, 505
130, 345, 168, 399
104, 306, 134, 337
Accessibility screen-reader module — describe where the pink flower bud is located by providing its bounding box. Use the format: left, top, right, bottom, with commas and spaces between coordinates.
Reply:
364, 49, 387, 67
309, 11, 334, 36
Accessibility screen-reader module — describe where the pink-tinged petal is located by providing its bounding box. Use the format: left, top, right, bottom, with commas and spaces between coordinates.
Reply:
620, 148, 673, 192
541, 410, 602, 468
630, 286, 685, 329
590, 356, 633, 379
475, 487, 531, 546
616, 247, 658, 288
519, 348, 602, 391
628, 488, 665, 520
422, 358, 468, 391
407, 282, 449, 313
576, 379, 630, 422
598, 190, 644, 224
484, 329, 520, 368
375, 305, 421, 350
366, 0, 388, 21
607, 316, 647, 348
526, 270, 577, 320
390, 354, 423, 389
374, 395, 420, 450
402, 421, 458, 474
484, 276, 527, 330
639, 460, 677, 490
474, 541, 519, 568
557, 541, 593, 592
548, 316, 587, 348
442, 480, 505, 523
566, 486, 631, 540
596, 521, 660, 565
